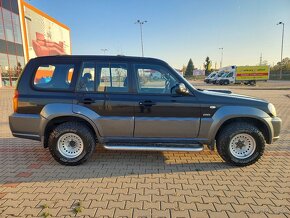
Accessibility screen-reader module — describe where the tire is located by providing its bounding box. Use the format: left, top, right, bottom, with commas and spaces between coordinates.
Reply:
224, 80, 229, 85
48, 122, 96, 166
219, 81, 224, 85
250, 81, 256, 86
217, 122, 265, 166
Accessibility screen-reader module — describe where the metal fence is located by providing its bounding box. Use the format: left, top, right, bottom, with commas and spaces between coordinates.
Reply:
269, 71, 290, 80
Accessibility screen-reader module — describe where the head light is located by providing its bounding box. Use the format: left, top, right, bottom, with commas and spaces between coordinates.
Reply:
268, 103, 276, 117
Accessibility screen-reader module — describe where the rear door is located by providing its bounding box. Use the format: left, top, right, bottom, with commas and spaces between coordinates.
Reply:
74, 60, 135, 138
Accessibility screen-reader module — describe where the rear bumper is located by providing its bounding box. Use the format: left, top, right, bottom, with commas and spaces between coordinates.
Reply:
9, 113, 42, 141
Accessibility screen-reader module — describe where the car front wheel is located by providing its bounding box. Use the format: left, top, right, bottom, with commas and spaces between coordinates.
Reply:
48, 122, 95, 166
217, 123, 265, 166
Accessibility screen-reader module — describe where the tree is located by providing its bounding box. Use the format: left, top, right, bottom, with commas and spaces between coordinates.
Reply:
271, 57, 290, 71
184, 59, 194, 77
181, 65, 186, 74
204, 56, 212, 76
270, 57, 290, 80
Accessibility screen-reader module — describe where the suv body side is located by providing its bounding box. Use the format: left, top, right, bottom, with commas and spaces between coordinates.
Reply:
10, 56, 281, 150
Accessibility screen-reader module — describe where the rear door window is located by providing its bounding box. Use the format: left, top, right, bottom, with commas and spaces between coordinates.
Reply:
96, 63, 128, 93
33, 64, 75, 90
77, 62, 95, 91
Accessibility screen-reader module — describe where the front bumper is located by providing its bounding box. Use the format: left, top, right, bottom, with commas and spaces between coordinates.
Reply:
270, 116, 282, 143
9, 113, 42, 141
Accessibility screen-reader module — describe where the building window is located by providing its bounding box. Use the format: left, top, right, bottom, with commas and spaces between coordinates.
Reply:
2, 8, 14, 42
0, 10, 5, 40
0, 53, 9, 74
11, 13, 22, 44
1, 0, 19, 14
1, 0, 11, 12
10, 0, 19, 14
17, 56, 24, 69
0, 39, 7, 53
16, 43, 23, 56
7, 40, 16, 54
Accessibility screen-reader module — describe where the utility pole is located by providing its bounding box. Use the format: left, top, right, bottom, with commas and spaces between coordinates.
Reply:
277, 21, 285, 80
259, 53, 262, 65
135, 20, 147, 57
219, 48, 223, 68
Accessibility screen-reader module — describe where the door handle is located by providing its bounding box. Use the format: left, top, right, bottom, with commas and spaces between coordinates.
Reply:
139, 100, 156, 106
80, 98, 94, 104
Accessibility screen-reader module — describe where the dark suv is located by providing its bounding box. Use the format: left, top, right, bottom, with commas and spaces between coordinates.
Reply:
9, 55, 281, 166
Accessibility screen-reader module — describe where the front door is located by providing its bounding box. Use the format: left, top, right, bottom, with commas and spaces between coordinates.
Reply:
74, 61, 134, 138
133, 64, 200, 139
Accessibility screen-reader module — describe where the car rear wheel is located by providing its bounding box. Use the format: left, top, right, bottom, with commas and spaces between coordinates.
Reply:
217, 122, 265, 166
250, 80, 256, 86
48, 122, 95, 166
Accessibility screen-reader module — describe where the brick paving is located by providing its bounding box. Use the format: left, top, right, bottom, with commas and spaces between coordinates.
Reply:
0, 87, 289, 218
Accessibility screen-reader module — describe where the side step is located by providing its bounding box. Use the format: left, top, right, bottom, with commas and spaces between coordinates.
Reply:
103, 143, 204, 152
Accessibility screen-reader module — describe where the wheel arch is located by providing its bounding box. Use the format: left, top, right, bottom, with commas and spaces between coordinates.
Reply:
39, 103, 102, 148
215, 117, 271, 144
42, 115, 100, 148
200, 106, 273, 145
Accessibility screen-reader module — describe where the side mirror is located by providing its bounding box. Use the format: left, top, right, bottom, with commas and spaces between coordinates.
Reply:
174, 83, 189, 95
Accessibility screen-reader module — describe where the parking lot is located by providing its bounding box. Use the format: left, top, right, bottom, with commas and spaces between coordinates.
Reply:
0, 86, 289, 218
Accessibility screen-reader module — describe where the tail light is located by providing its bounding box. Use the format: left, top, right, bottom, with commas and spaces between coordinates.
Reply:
13, 90, 19, 112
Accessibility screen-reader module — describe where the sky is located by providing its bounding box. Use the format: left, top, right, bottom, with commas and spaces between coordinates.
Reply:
28, 0, 290, 69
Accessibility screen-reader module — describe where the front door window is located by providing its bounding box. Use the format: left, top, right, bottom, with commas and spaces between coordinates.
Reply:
135, 64, 179, 94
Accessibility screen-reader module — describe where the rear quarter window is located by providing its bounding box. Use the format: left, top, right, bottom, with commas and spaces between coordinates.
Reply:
33, 64, 75, 90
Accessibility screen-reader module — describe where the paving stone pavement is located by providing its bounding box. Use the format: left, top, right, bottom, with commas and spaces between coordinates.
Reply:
0, 87, 289, 218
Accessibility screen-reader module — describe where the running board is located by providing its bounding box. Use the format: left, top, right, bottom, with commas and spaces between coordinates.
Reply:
103, 144, 204, 152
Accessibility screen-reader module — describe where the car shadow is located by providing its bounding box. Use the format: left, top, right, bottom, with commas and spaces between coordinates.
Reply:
0, 138, 244, 184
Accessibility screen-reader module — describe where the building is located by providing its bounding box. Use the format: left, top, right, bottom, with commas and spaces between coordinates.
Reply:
193, 69, 205, 76
0, 0, 71, 87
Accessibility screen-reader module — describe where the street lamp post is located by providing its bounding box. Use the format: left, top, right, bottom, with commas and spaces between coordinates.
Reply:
277, 21, 285, 80
135, 20, 147, 57
219, 47, 223, 68
101, 49, 108, 54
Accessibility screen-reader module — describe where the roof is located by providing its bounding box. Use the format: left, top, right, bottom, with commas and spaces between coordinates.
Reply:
31, 55, 168, 64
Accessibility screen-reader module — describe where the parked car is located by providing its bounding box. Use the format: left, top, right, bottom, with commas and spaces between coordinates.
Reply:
216, 72, 229, 85
9, 55, 281, 166
219, 72, 232, 85
204, 72, 216, 83
212, 71, 225, 84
